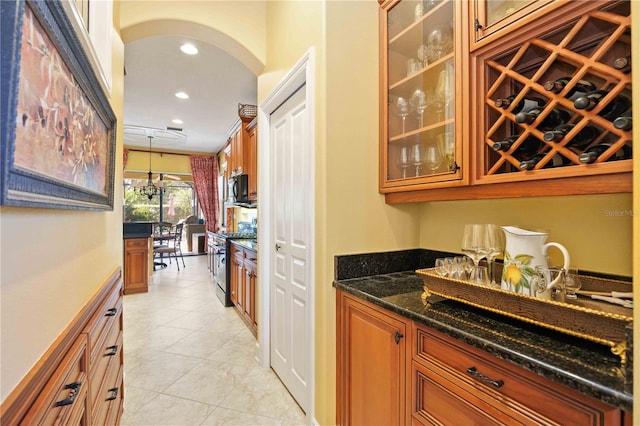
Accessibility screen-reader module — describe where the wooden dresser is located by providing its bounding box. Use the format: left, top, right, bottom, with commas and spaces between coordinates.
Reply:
1, 269, 124, 425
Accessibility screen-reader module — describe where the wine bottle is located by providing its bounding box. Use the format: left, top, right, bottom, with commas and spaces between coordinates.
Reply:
542, 77, 596, 101
542, 124, 598, 149
613, 115, 632, 131
494, 95, 545, 114
519, 153, 567, 170
613, 55, 631, 73
514, 108, 570, 129
573, 90, 631, 121
578, 143, 632, 164
492, 135, 542, 157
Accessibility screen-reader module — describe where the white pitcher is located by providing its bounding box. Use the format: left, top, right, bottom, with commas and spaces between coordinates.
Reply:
500, 226, 570, 298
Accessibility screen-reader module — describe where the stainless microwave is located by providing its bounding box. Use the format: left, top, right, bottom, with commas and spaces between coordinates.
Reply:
231, 174, 249, 204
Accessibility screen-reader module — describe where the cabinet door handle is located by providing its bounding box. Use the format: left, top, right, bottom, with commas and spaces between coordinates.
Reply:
106, 387, 119, 401
466, 366, 504, 388
105, 345, 118, 356
394, 330, 403, 344
55, 381, 82, 406
275, 244, 281, 251
105, 308, 117, 317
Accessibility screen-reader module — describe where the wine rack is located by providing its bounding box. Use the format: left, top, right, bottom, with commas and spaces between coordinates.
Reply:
474, 0, 632, 184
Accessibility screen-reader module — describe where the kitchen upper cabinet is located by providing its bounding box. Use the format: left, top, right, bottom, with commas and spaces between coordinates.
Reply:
380, 0, 466, 193
246, 118, 258, 203
336, 291, 408, 426
380, 0, 633, 203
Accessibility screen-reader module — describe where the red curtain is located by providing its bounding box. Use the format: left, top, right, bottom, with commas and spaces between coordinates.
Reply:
190, 155, 219, 237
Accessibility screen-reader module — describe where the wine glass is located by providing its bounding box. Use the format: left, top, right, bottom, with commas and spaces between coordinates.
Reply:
412, 143, 426, 176
461, 224, 489, 282
564, 268, 582, 299
437, 131, 455, 171
485, 224, 505, 286
392, 97, 410, 134
435, 63, 455, 120
410, 89, 428, 128
399, 146, 410, 179
425, 145, 443, 174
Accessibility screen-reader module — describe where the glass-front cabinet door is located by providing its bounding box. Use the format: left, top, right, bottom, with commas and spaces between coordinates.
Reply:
380, 0, 465, 192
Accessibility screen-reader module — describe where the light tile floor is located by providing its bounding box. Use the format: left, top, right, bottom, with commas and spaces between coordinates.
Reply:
121, 255, 306, 425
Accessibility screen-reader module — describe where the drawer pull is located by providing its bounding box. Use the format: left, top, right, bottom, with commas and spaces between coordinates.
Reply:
55, 381, 82, 407
105, 345, 118, 356
106, 387, 119, 401
394, 330, 403, 344
105, 308, 117, 317
466, 367, 504, 388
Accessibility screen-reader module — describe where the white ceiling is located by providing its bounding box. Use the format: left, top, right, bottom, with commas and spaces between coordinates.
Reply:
123, 35, 258, 154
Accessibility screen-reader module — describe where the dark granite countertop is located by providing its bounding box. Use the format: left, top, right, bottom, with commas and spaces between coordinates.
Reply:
123, 234, 151, 239
231, 239, 257, 253
333, 250, 633, 413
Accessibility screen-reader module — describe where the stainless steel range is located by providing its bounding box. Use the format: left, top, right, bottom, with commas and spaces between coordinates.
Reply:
212, 232, 256, 306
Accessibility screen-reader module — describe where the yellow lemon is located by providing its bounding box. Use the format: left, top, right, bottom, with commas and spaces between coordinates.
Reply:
505, 264, 522, 285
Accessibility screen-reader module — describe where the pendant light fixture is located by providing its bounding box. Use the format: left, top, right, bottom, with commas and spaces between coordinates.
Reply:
138, 135, 160, 200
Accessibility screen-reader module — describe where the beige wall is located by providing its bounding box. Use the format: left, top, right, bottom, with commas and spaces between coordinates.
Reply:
0, 25, 125, 402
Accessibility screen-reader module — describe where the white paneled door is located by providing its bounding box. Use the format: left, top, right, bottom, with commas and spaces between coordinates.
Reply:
269, 85, 310, 413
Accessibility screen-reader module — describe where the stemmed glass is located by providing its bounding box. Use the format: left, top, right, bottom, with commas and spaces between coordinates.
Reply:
437, 131, 455, 172
485, 224, 505, 286
392, 97, 410, 134
399, 146, 411, 179
410, 89, 428, 128
461, 224, 489, 283
412, 143, 425, 176
425, 145, 442, 174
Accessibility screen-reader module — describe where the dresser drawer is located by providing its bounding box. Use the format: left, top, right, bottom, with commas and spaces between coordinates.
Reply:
125, 238, 148, 249
413, 324, 621, 425
92, 347, 123, 426
22, 335, 88, 426
89, 322, 122, 412
84, 284, 122, 365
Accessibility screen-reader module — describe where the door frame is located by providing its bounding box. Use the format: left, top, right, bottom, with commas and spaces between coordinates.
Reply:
256, 47, 315, 421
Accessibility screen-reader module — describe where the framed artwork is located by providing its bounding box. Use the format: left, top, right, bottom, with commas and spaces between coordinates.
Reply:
1, 0, 116, 210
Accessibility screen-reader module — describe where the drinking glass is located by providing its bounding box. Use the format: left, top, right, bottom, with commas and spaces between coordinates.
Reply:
471, 266, 490, 286
425, 146, 443, 174
426, 25, 453, 64
436, 131, 455, 171
461, 224, 488, 282
392, 97, 410, 134
412, 143, 426, 176
399, 146, 411, 179
435, 258, 447, 276
410, 89, 428, 128
564, 268, 582, 299
485, 224, 505, 286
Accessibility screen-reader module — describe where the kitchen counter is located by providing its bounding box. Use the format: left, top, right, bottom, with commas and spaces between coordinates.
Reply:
333, 249, 633, 413
231, 239, 257, 252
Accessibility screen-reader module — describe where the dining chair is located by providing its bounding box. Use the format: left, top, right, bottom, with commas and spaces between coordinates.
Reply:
153, 223, 186, 270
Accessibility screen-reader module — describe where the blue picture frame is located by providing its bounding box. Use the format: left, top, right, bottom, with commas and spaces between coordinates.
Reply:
1, 0, 116, 210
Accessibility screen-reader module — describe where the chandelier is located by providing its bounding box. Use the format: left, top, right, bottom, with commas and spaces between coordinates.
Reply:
138, 135, 161, 200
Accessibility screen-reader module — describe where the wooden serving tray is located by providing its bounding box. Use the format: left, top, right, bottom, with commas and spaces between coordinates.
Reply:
416, 268, 633, 363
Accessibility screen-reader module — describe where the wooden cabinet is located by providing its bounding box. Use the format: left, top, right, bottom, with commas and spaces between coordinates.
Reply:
336, 291, 627, 425
124, 238, 148, 294
1, 270, 124, 426
246, 117, 258, 203
411, 323, 622, 425
379, 0, 633, 203
336, 291, 409, 426
380, 0, 466, 192
230, 241, 258, 336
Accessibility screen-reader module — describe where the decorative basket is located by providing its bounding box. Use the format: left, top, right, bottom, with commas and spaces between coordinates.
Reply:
416, 268, 632, 363
238, 103, 257, 119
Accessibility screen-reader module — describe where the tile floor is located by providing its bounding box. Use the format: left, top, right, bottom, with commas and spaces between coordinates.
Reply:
121, 255, 306, 425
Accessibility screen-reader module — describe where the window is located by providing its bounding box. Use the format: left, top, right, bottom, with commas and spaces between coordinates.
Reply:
123, 179, 198, 223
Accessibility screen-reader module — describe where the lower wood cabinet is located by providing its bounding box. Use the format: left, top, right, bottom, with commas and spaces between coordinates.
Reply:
124, 237, 149, 294
230, 241, 258, 336
336, 291, 409, 426
0, 269, 124, 425
336, 290, 627, 426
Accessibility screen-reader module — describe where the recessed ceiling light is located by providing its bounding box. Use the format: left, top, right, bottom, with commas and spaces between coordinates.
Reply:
175, 91, 189, 99
180, 43, 198, 55
172, 119, 184, 124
